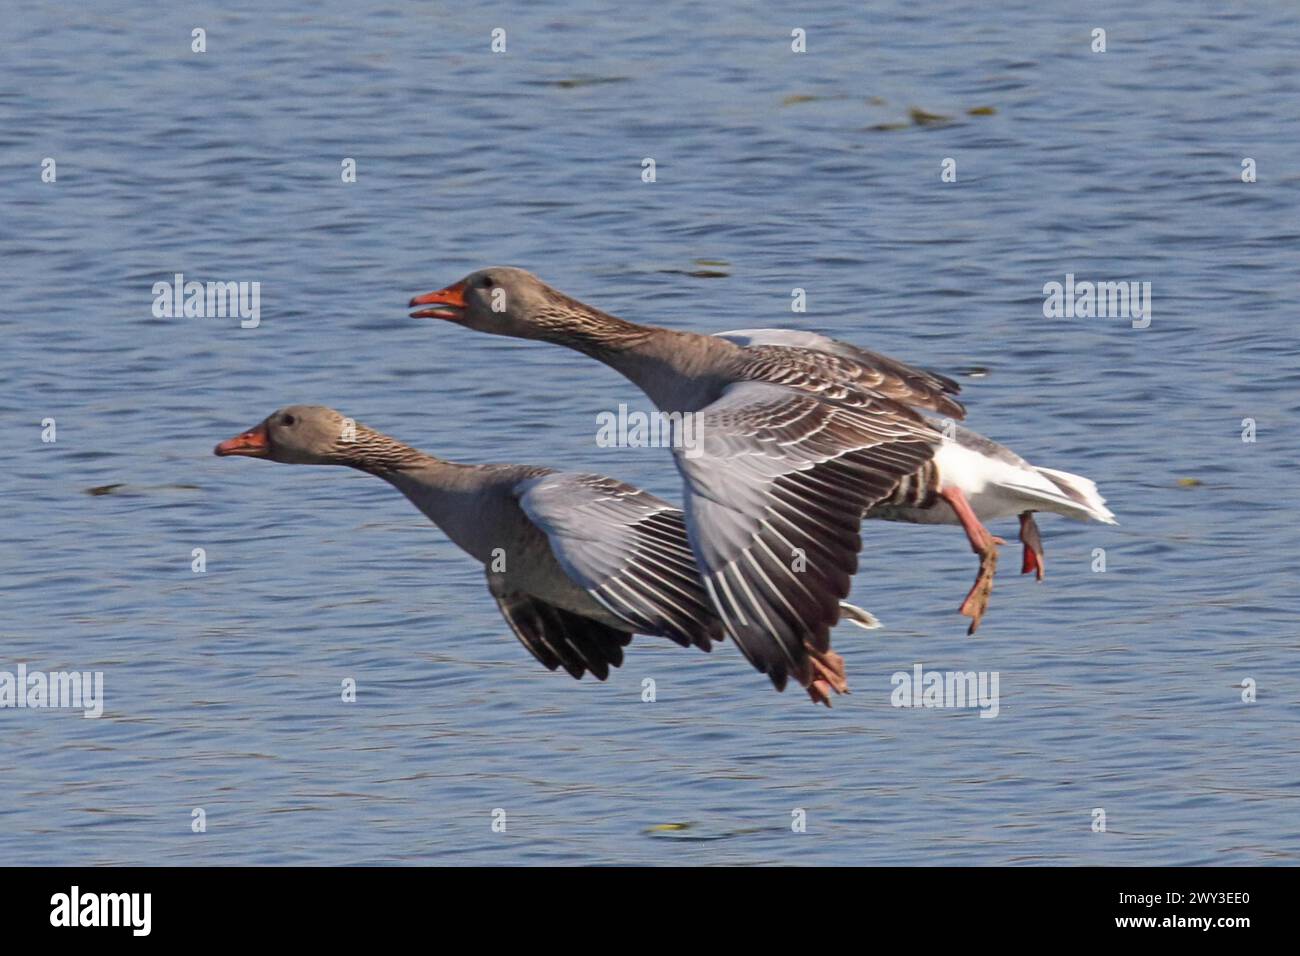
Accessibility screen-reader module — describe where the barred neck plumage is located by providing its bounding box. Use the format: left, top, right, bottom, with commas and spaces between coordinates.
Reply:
534, 287, 659, 360
338, 425, 440, 476
531, 287, 739, 411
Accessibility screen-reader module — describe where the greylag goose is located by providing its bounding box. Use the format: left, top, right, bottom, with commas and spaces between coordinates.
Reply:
713, 329, 1117, 584
214, 405, 879, 704
408, 268, 1116, 658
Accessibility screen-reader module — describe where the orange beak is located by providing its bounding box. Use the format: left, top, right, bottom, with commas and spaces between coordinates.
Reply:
214, 423, 270, 458
409, 282, 467, 320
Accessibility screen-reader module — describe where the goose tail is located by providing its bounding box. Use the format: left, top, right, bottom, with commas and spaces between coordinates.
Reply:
837, 601, 883, 630
1032, 467, 1117, 524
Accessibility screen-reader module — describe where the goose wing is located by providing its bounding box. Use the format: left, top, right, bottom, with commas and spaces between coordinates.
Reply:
486, 572, 632, 680
516, 472, 722, 651
716, 328, 964, 419
673, 381, 939, 692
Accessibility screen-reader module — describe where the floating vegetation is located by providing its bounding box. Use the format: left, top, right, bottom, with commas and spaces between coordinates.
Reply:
660, 258, 731, 279
535, 76, 630, 89
86, 483, 126, 496
908, 106, 954, 126
1177, 478, 1204, 488
780, 93, 853, 106
645, 821, 767, 841
85, 483, 202, 497
866, 104, 997, 132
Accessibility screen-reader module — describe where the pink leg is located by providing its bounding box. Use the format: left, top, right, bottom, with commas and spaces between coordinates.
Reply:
1019, 512, 1045, 581
940, 487, 1002, 635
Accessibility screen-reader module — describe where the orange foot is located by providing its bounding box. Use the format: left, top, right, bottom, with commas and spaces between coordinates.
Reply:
806, 681, 833, 707
959, 543, 1000, 635
940, 487, 1006, 636
803, 642, 848, 706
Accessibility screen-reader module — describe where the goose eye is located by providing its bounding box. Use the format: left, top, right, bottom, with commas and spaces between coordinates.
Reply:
282, 414, 296, 426
482, 276, 495, 289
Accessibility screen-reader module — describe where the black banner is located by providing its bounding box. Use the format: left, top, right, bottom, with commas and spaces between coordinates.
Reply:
0, 866, 1281, 942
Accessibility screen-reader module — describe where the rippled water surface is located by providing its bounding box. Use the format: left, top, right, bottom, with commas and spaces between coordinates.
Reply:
3, 1, 1299, 865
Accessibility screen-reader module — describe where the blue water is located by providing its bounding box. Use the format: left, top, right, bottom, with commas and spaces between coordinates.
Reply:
3, 0, 1299, 865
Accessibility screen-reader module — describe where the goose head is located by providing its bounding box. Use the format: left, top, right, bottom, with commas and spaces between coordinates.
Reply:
214, 405, 358, 465
409, 266, 581, 340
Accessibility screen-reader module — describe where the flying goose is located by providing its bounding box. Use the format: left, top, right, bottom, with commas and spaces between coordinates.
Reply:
408, 268, 1116, 665
214, 405, 879, 703
713, 329, 1117, 589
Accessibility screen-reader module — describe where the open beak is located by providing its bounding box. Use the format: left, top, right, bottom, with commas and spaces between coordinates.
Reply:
214, 423, 270, 457
409, 282, 467, 320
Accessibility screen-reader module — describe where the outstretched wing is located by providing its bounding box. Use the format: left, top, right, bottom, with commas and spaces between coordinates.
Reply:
674, 381, 939, 691
716, 328, 965, 419
486, 571, 632, 680
516, 472, 722, 651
